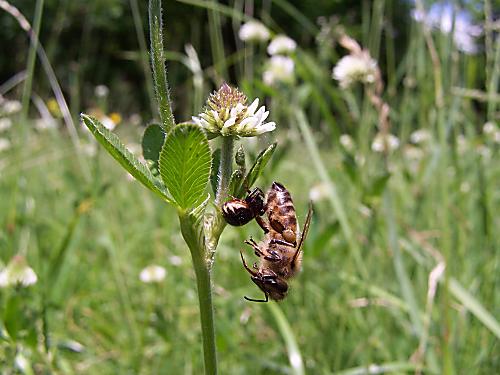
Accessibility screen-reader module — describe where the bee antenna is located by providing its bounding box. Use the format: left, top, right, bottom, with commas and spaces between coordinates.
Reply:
244, 294, 269, 303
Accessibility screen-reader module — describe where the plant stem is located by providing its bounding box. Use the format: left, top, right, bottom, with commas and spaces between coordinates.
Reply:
215, 136, 234, 206
148, 0, 175, 131
179, 213, 217, 374
191, 247, 217, 375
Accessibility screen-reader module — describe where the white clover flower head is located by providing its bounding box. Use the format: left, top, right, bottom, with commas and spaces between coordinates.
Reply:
410, 129, 432, 144
100, 115, 117, 131
483, 122, 496, 135
0, 138, 11, 153
263, 56, 295, 86
0, 255, 38, 288
333, 53, 378, 88
309, 182, 329, 202
371, 133, 400, 153
267, 35, 297, 55
192, 83, 275, 137
339, 134, 354, 151
35, 118, 58, 131
139, 265, 166, 283
94, 85, 109, 98
0, 118, 12, 132
1, 100, 22, 115
238, 20, 270, 42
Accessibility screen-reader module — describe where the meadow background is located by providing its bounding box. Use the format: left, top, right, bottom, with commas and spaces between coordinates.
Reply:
0, 0, 499, 374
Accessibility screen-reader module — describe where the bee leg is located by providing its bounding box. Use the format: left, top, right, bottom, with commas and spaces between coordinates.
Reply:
240, 251, 258, 276
244, 293, 269, 303
255, 216, 270, 234
264, 250, 282, 262
269, 239, 295, 247
245, 238, 265, 258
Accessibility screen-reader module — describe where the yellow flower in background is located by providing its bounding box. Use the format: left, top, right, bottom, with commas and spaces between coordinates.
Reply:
47, 98, 62, 117
109, 112, 122, 126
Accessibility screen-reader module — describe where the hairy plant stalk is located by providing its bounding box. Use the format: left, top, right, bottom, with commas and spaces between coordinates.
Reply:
215, 136, 234, 206
179, 214, 217, 375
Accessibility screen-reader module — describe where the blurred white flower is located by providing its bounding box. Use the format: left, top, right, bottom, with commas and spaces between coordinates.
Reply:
483, 122, 500, 143
129, 113, 142, 126
483, 122, 496, 135
263, 55, 295, 85
267, 35, 297, 55
0, 118, 12, 132
412, 3, 482, 54
34, 118, 57, 131
410, 129, 432, 144
456, 134, 468, 154
100, 115, 117, 131
476, 145, 491, 160
0, 255, 38, 288
333, 54, 378, 88
339, 134, 354, 151
404, 145, 424, 160
460, 182, 470, 194
94, 85, 109, 98
169, 255, 183, 266
238, 20, 270, 42
1, 100, 22, 115
80, 142, 97, 157
0, 138, 11, 152
371, 133, 400, 153
193, 83, 275, 137
309, 182, 329, 202
139, 265, 166, 283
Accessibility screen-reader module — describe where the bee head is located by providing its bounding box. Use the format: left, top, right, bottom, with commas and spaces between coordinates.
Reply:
251, 274, 288, 302
245, 187, 265, 216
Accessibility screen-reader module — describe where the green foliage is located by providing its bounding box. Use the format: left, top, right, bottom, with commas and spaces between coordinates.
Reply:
236, 143, 277, 197
141, 123, 165, 175
159, 124, 211, 210
81, 114, 171, 202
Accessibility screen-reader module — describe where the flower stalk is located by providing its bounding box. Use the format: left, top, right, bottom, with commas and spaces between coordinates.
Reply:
215, 136, 234, 206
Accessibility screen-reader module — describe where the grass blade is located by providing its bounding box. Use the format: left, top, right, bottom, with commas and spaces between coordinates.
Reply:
267, 303, 304, 375
449, 278, 500, 339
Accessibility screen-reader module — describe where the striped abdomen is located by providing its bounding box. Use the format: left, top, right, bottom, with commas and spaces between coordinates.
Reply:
266, 182, 297, 242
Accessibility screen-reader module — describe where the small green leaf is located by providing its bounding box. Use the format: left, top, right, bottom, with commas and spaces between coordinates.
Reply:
81, 114, 171, 202
237, 143, 277, 197
159, 124, 211, 210
229, 169, 245, 197
142, 123, 165, 174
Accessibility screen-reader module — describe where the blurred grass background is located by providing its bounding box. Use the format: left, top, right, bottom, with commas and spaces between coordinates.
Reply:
0, 0, 499, 374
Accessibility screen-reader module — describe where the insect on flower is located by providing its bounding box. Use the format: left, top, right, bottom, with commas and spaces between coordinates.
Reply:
222, 188, 266, 226
238, 182, 313, 302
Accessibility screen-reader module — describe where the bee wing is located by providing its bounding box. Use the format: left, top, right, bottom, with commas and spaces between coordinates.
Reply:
292, 202, 313, 264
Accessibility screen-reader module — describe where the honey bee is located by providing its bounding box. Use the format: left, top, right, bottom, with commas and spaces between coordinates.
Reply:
239, 182, 313, 302
221, 187, 265, 226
